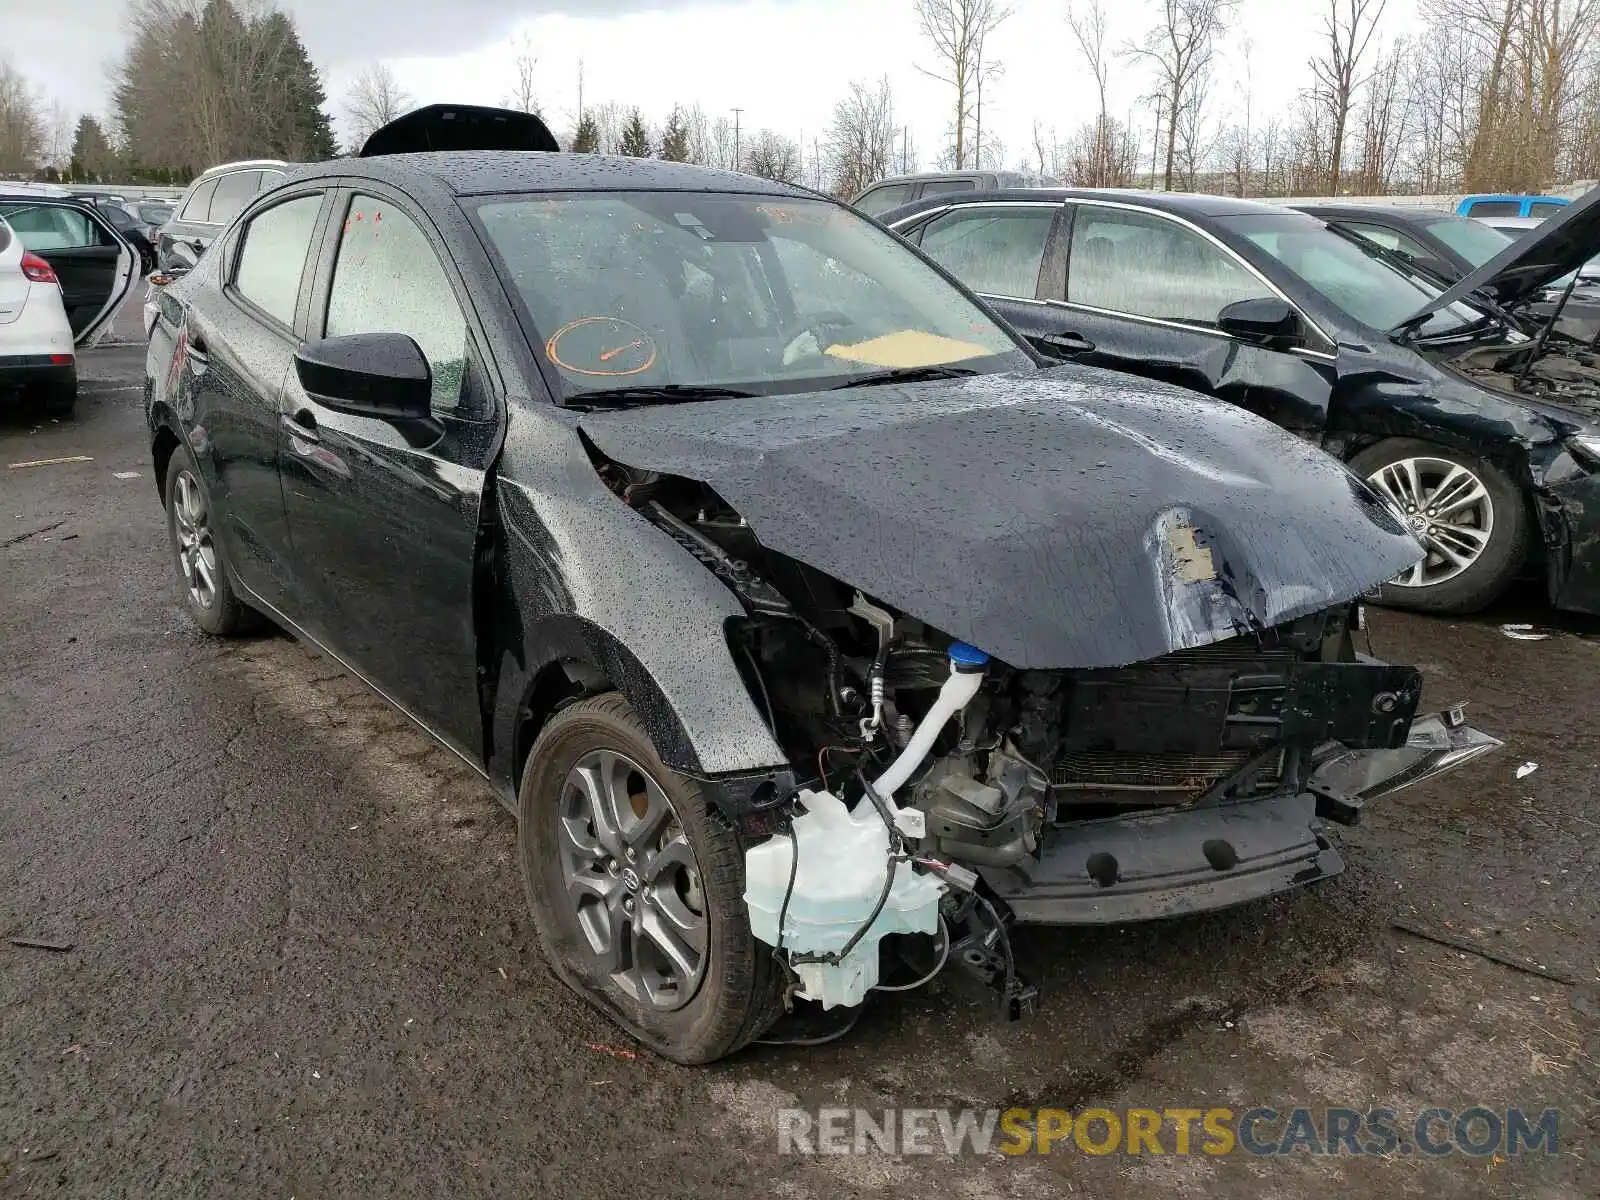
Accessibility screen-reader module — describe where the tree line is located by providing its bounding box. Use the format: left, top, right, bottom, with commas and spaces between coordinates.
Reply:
1, 0, 1597, 198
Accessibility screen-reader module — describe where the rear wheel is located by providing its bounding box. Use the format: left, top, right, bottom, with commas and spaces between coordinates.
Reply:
40, 379, 76, 419
1350, 437, 1527, 614
518, 692, 785, 1063
163, 444, 257, 636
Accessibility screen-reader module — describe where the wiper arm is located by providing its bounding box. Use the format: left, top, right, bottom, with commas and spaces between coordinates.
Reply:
831, 364, 979, 390
565, 384, 758, 408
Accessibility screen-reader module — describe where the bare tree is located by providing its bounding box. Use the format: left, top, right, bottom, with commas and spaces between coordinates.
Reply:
1066, 0, 1126, 186
1308, 0, 1388, 192
503, 34, 541, 117
344, 62, 410, 148
914, 0, 1012, 170
1126, 0, 1236, 190
1354, 39, 1414, 192
825, 76, 896, 197
745, 130, 801, 182
0, 59, 45, 174
709, 115, 737, 170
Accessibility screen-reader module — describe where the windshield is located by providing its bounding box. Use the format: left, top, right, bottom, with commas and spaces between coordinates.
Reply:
1221, 212, 1487, 337
474, 191, 1027, 400
1422, 216, 1512, 267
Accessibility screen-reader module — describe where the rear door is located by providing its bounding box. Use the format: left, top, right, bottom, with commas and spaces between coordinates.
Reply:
0, 200, 136, 346
178, 187, 331, 609
0, 219, 28, 326
1054, 201, 1338, 436
162, 176, 221, 270
903, 201, 1074, 351
279, 185, 500, 758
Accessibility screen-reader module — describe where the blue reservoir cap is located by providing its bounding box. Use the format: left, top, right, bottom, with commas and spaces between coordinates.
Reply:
948, 641, 990, 671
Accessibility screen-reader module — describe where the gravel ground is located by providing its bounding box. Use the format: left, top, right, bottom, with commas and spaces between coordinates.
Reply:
2, 337, 1595, 1198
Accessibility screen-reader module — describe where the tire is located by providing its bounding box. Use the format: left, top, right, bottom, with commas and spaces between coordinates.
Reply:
41, 379, 76, 419
163, 444, 257, 636
518, 692, 785, 1063
1349, 437, 1528, 614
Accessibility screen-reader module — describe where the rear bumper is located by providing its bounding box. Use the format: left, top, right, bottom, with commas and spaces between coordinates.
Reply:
986, 709, 1500, 927
0, 355, 74, 393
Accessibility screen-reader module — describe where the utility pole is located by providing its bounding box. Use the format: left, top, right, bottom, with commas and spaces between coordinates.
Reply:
732, 107, 743, 171
1151, 96, 1163, 189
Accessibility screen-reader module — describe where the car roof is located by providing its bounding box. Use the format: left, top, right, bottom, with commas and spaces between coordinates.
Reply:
0, 182, 74, 199
195, 159, 291, 178
1461, 192, 1567, 203
288, 151, 817, 200
883, 186, 1297, 221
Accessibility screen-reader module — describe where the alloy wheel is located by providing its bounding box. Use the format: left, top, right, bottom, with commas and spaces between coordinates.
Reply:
1366, 456, 1495, 589
172, 469, 219, 610
556, 749, 708, 1011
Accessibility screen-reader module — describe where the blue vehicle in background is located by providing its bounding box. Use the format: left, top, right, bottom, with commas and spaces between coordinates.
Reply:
1458, 194, 1571, 219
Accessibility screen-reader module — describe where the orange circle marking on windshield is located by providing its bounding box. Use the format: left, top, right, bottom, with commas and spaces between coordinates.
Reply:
546, 317, 659, 377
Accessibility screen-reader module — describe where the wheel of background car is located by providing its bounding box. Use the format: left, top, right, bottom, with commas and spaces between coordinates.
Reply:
40, 379, 75, 419
163, 443, 260, 637
1350, 438, 1528, 614
517, 692, 785, 1064
544, 316, 658, 377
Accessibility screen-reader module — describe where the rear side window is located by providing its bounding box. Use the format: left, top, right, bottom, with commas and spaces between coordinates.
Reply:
855, 184, 910, 217
0, 220, 10, 254
208, 171, 261, 227
1068, 205, 1273, 325
232, 194, 323, 326
0, 203, 110, 251
326, 194, 467, 411
179, 178, 219, 222
258, 170, 286, 193
1464, 200, 1520, 217
918, 206, 1056, 298
1529, 201, 1566, 219
921, 179, 977, 196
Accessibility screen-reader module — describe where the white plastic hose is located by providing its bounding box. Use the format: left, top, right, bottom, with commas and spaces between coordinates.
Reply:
872, 665, 985, 801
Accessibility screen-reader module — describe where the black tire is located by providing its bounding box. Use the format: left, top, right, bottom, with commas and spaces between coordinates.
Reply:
518, 692, 785, 1064
163, 443, 258, 636
1349, 437, 1528, 614
41, 379, 76, 419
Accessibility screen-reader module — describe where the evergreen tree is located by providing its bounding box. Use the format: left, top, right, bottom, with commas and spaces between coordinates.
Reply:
571, 112, 600, 153
254, 12, 337, 160
617, 108, 652, 157
69, 116, 120, 179
658, 106, 690, 162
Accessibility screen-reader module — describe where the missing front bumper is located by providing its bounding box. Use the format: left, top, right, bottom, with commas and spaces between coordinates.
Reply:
982, 708, 1500, 927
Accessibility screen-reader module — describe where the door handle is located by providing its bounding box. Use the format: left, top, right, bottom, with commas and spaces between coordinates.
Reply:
1038, 331, 1095, 356
282, 409, 319, 445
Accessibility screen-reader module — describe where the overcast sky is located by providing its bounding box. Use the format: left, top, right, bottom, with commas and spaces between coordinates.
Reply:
14, 0, 1426, 169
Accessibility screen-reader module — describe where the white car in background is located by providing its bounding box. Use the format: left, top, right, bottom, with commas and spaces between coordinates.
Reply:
0, 192, 138, 417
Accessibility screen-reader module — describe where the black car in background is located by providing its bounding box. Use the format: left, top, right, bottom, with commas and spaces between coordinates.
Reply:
882, 188, 1600, 617
1296, 203, 1600, 344
94, 200, 158, 274
142, 106, 1489, 1061
852, 170, 1032, 218
156, 159, 291, 271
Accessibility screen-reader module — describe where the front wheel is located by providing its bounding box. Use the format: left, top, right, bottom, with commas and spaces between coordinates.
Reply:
1350, 437, 1528, 614
518, 692, 784, 1063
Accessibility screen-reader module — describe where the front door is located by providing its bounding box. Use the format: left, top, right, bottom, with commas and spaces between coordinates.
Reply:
280, 188, 500, 760
180, 189, 329, 608
0, 201, 137, 345
1054, 203, 1337, 437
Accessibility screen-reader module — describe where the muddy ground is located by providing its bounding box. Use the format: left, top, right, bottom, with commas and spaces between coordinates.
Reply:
2, 340, 1596, 1198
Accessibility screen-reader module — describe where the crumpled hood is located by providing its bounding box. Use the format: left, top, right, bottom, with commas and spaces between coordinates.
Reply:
1398, 183, 1600, 324
578, 368, 1422, 669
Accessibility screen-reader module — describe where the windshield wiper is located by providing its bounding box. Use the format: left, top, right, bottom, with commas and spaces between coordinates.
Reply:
831, 365, 980, 390
565, 384, 759, 408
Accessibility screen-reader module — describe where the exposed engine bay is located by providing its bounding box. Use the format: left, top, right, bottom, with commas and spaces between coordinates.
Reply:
1452, 335, 1600, 420
592, 449, 1501, 1023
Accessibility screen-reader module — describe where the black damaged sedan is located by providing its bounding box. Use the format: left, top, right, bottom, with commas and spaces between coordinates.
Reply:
144, 106, 1496, 1062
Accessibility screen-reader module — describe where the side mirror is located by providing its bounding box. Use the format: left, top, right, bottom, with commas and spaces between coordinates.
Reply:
294, 332, 432, 422
1217, 297, 1302, 347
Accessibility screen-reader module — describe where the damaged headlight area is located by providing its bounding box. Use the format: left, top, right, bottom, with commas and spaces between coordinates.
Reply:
595, 454, 1500, 1024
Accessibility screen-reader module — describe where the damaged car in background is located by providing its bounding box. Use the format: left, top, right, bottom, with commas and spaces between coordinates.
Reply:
143, 106, 1499, 1063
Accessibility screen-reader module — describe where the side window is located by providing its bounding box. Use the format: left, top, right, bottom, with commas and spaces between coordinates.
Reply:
179, 178, 219, 222
258, 170, 286, 193
918, 207, 1057, 299
1464, 200, 1519, 218
1068, 206, 1273, 325
856, 184, 909, 217
1529, 201, 1565, 219
921, 179, 977, 196
232, 194, 324, 327
0, 204, 108, 251
326, 194, 467, 411
207, 171, 261, 227
1342, 221, 1435, 263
